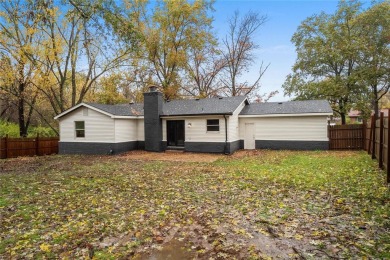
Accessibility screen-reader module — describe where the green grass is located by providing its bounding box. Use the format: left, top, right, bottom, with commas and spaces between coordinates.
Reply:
0, 151, 389, 259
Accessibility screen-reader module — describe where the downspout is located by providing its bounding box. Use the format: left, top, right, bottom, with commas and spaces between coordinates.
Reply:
223, 115, 229, 155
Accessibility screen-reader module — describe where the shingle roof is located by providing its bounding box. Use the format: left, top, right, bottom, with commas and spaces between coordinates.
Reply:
86, 103, 144, 116
78, 98, 332, 118
162, 96, 247, 116
239, 100, 333, 115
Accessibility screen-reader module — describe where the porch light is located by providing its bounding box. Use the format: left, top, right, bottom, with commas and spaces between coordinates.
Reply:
188, 123, 192, 128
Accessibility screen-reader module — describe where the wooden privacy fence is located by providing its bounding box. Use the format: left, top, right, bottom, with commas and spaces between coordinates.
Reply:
0, 136, 59, 159
327, 111, 390, 184
328, 124, 365, 150
365, 112, 390, 184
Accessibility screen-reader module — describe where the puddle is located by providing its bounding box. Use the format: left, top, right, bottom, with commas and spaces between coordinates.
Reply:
134, 239, 196, 260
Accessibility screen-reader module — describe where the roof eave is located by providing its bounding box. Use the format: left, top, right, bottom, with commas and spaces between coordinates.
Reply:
161, 112, 233, 117
239, 112, 333, 117
111, 115, 144, 119
54, 103, 116, 119
231, 97, 249, 115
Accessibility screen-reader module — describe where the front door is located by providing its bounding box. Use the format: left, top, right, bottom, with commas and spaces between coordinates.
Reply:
167, 120, 185, 147
244, 123, 255, 149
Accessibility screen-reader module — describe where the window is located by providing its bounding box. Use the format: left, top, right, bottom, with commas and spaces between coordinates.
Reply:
75, 121, 85, 138
207, 119, 219, 132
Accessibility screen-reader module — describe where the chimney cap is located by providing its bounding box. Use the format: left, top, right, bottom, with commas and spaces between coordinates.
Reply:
149, 85, 158, 92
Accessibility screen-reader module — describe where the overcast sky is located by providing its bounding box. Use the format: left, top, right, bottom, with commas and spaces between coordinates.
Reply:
213, 0, 341, 101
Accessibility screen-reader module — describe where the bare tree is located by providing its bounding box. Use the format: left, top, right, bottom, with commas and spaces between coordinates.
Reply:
184, 41, 227, 98
31, 1, 138, 115
221, 11, 269, 96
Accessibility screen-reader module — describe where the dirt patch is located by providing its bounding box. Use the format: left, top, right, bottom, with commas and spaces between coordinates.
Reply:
229, 149, 266, 158
130, 210, 318, 259
134, 239, 195, 260
0, 154, 110, 174
119, 150, 224, 163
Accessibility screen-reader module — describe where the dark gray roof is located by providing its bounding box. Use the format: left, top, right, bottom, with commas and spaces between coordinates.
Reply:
84, 98, 331, 117
162, 96, 247, 116
240, 100, 333, 115
86, 96, 247, 117
86, 103, 144, 116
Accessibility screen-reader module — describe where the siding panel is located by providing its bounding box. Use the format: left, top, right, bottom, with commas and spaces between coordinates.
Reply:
137, 119, 145, 141
228, 115, 239, 142
114, 119, 138, 142
228, 101, 245, 142
59, 108, 115, 143
239, 116, 328, 141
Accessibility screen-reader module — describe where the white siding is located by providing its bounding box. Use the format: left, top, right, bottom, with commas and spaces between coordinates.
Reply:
162, 120, 167, 141
114, 119, 138, 142
162, 116, 226, 142
59, 107, 115, 143
228, 101, 246, 142
137, 119, 145, 141
227, 115, 239, 142
239, 116, 329, 141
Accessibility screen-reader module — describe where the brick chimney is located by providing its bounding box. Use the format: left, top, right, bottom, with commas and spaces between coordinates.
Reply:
143, 86, 163, 152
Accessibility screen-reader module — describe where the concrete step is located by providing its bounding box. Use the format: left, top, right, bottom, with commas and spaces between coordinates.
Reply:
165, 149, 184, 153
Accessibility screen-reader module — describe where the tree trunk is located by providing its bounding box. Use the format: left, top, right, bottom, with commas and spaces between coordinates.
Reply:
18, 82, 27, 137
339, 99, 346, 125
340, 112, 346, 125
373, 99, 379, 120
372, 85, 379, 119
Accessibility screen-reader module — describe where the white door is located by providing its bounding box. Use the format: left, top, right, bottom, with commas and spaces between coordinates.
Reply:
244, 123, 255, 149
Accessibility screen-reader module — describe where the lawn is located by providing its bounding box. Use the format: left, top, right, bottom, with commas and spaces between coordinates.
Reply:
0, 150, 389, 259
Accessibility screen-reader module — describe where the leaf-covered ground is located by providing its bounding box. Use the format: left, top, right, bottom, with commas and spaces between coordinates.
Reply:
0, 150, 389, 259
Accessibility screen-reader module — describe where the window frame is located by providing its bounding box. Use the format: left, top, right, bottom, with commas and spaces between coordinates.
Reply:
206, 119, 220, 132
75, 121, 85, 138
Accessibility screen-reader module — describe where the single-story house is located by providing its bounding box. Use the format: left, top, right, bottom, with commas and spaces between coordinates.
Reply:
54, 87, 333, 154
348, 110, 364, 124
348, 109, 389, 124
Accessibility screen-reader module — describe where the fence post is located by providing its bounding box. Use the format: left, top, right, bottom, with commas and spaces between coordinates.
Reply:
362, 119, 367, 150
369, 115, 375, 157
379, 112, 384, 169
388, 109, 390, 184
35, 134, 40, 156
4, 134, 8, 159
372, 115, 376, 159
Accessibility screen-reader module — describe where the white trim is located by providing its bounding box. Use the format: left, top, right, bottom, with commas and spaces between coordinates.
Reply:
55, 103, 112, 119
184, 141, 226, 143
58, 140, 137, 143
239, 113, 332, 118
231, 98, 249, 115
54, 103, 143, 120
161, 115, 228, 119
74, 120, 85, 139
257, 138, 329, 141
111, 116, 143, 119
206, 118, 220, 132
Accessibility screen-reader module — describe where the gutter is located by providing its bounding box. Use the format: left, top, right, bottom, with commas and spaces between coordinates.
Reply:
223, 115, 229, 155
238, 112, 332, 118
161, 112, 233, 117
